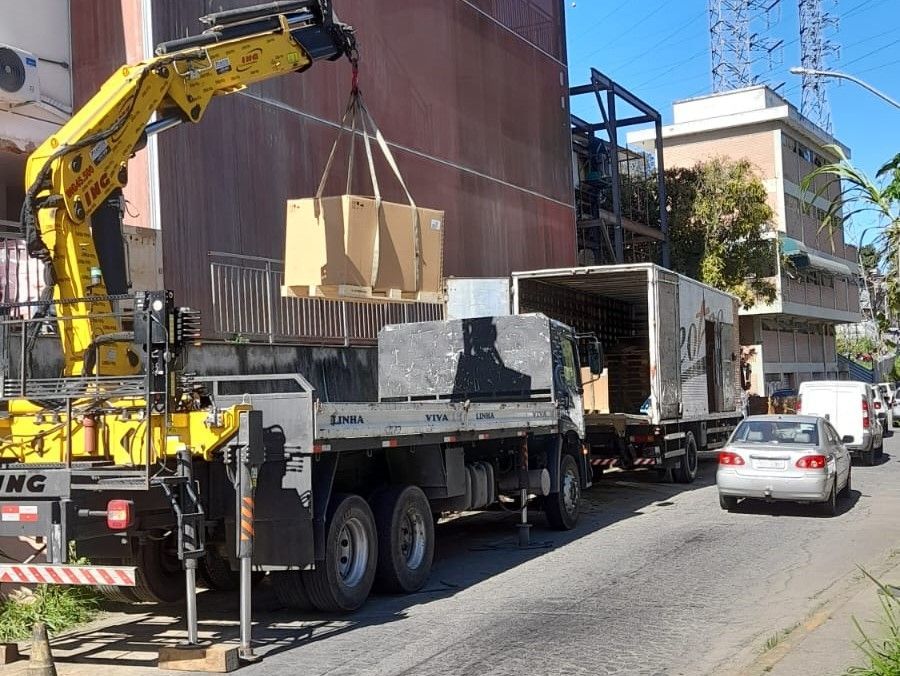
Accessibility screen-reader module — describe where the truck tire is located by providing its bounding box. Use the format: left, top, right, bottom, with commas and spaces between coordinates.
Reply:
132, 533, 185, 603
271, 570, 314, 610
468, 465, 486, 510
98, 585, 139, 603
544, 454, 580, 531
93, 557, 141, 603
861, 447, 875, 466
672, 432, 699, 484
302, 494, 377, 613
372, 485, 435, 594
197, 547, 265, 592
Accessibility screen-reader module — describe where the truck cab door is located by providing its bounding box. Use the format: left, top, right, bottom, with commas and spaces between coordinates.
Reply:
553, 329, 586, 438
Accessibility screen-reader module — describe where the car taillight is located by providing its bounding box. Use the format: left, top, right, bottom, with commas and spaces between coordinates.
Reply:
795, 401, 801, 413
107, 499, 134, 530
796, 455, 827, 469
863, 398, 870, 429
719, 450, 745, 466
875, 401, 882, 410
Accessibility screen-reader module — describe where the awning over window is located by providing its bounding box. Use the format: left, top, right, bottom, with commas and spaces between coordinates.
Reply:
781, 236, 857, 278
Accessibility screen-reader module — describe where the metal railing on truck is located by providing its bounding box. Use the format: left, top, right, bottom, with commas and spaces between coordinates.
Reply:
0, 296, 166, 488
209, 251, 444, 346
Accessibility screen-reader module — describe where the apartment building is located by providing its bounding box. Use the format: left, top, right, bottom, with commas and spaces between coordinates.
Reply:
628, 86, 861, 395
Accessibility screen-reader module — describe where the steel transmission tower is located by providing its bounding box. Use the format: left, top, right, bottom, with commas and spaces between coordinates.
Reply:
799, 0, 839, 132
709, 0, 784, 92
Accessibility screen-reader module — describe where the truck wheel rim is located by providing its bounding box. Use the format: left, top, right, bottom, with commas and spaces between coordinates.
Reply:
337, 517, 368, 587
400, 508, 427, 570
563, 467, 579, 515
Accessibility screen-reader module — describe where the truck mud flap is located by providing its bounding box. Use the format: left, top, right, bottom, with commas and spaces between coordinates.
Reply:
0, 468, 73, 563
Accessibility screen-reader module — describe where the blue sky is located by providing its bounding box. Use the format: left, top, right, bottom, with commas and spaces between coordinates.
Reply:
565, 0, 900, 244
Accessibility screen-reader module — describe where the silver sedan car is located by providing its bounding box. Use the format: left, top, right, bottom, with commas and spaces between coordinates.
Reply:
717, 415, 852, 516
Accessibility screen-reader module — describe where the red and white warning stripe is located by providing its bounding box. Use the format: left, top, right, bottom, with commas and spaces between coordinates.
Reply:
592, 458, 620, 467
0, 564, 136, 586
591, 457, 657, 467
631, 458, 656, 466
1, 505, 38, 522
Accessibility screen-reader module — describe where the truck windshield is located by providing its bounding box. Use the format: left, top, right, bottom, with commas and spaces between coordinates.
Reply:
732, 420, 819, 445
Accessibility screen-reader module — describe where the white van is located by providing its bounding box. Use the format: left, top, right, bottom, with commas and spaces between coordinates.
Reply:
798, 380, 883, 466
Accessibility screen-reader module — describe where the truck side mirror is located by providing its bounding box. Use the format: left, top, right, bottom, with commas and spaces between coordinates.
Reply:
588, 341, 603, 376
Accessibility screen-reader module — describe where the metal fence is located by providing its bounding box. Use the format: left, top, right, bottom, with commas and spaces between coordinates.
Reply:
1, 227, 46, 319
209, 251, 444, 346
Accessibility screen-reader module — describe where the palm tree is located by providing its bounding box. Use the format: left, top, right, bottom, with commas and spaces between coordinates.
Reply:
802, 148, 900, 321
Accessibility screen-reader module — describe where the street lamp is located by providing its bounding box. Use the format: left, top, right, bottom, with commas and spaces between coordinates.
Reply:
789, 66, 900, 110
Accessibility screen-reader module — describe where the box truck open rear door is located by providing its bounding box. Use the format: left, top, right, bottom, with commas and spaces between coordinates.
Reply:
653, 268, 682, 421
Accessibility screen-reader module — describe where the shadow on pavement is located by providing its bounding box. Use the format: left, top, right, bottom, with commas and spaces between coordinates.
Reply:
727, 487, 861, 519
28, 461, 719, 670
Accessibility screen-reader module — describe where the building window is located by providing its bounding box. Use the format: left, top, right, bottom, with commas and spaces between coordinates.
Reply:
785, 194, 800, 215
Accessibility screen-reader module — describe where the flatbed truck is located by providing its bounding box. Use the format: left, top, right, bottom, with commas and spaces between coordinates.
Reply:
0, 1, 597, 659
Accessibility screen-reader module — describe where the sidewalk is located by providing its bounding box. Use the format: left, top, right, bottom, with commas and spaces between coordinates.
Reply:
759, 558, 900, 676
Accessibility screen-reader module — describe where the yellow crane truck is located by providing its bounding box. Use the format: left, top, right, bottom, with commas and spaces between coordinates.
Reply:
0, 0, 597, 660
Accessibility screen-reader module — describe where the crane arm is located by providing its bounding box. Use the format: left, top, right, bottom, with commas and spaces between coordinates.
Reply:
23, 0, 355, 376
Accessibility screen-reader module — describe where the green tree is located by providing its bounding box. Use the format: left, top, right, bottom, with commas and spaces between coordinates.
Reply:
836, 333, 876, 366
663, 158, 777, 307
859, 243, 880, 273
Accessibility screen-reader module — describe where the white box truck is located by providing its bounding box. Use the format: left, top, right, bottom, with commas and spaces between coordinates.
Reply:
448, 264, 745, 482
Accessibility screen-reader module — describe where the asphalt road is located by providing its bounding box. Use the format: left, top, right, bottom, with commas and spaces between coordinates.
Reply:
32, 432, 900, 676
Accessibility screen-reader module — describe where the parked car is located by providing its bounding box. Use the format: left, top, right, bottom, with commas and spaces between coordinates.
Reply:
872, 385, 890, 429
717, 415, 852, 515
797, 380, 883, 466
877, 382, 897, 428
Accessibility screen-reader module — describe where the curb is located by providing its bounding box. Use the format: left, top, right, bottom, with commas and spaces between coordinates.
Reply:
714, 547, 900, 676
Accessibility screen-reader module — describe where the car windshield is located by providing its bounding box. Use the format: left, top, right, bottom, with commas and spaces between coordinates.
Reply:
733, 420, 819, 445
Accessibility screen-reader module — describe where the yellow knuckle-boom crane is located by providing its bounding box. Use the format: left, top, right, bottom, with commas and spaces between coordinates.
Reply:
2, 1, 355, 465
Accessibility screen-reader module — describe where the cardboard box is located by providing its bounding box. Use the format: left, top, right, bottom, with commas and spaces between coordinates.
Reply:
581, 367, 610, 413
285, 196, 378, 289
377, 201, 444, 293
284, 195, 444, 294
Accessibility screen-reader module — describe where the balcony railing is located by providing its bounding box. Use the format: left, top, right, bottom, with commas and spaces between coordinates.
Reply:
1, 224, 46, 319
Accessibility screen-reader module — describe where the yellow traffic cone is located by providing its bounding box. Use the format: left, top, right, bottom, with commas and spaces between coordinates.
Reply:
27, 622, 56, 676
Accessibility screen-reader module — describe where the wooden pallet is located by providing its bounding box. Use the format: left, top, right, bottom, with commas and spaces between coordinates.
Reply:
282, 284, 442, 304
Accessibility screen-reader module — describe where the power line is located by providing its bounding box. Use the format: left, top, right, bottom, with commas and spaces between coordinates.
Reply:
841, 0, 892, 20
571, 0, 677, 66
633, 46, 711, 89
840, 36, 900, 69
568, 0, 634, 42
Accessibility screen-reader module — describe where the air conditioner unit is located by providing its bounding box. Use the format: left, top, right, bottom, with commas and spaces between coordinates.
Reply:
0, 44, 40, 106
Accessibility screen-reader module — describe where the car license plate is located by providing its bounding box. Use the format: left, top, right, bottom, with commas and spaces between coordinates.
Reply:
754, 459, 785, 470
